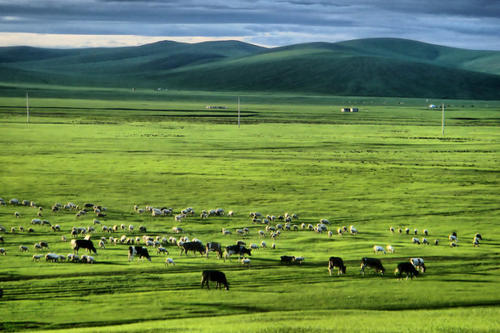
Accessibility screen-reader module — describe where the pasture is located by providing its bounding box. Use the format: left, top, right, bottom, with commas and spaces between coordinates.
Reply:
0, 87, 499, 332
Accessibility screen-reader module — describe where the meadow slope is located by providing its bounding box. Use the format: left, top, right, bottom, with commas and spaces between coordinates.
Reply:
0, 88, 499, 332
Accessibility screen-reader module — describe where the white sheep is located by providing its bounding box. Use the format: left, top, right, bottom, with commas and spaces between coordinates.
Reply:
165, 258, 175, 266
386, 245, 395, 253
389, 226, 395, 233
271, 243, 276, 249
260, 241, 267, 248
228, 211, 234, 217
241, 258, 251, 266
412, 237, 421, 244
157, 247, 168, 254
250, 243, 259, 250
19, 245, 29, 252
373, 245, 386, 254
294, 256, 305, 264
99, 240, 106, 248
0, 248, 5, 255
349, 226, 358, 235
32, 254, 42, 262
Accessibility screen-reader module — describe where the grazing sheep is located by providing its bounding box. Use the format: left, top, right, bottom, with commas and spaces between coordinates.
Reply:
349, 226, 358, 235
412, 237, 420, 245
45, 253, 60, 262
410, 258, 426, 273
389, 226, 395, 233
10, 227, 15, 233
172, 226, 182, 234
258, 230, 265, 237
0, 236, 3, 243
128, 225, 134, 232
19, 245, 29, 252
337, 228, 343, 236
157, 247, 168, 255
328, 230, 333, 238
405, 228, 410, 234
422, 238, 429, 245
398, 228, 402, 234
0, 248, 5, 255
61, 235, 67, 242
139, 226, 147, 233
414, 229, 418, 235
86, 256, 95, 264
241, 258, 251, 267
14, 212, 20, 218
373, 245, 386, 254
98, 240, 106, 248
250, 243, 259, 250
34, 243, 42, 250
10, 198, 19, 205
474, 233, 482, 241
165, 258, 175, 266
294, 256, 305, 264
386, 245, 395, 254
228, 211, 234, 217
450, 242, 458, 247
271, 243, 276, 249
320, 219, 330, 225
32, 254, 42, 262
434, 239, 439, 245
473, 237, 480, 247
423, 229, 429, 236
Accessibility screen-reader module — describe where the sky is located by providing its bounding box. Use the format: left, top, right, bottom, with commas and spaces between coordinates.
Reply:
0, 0, 499, 50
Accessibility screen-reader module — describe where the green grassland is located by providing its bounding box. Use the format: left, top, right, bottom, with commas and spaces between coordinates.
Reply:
0, 87, 499, 332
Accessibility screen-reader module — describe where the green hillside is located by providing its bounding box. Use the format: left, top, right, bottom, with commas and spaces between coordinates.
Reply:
1, 38, 499, 99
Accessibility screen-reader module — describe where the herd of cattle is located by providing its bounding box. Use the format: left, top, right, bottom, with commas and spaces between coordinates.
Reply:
0, 197, 485, 290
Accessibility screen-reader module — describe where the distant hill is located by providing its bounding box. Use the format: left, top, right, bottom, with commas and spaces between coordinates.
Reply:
1, 38, 500, 99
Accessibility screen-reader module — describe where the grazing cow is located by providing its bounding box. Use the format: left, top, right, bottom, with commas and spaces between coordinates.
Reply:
395, 262, 419, 279
71, 239, 97, 254
360, 257, 385, 276
409, 258, 426, 273
328, 257, 346, 276
128, 246, 151, 261
180, 241, 206, 256
224, 245, 251, 262
201, 270, 229, 290
206, 242, 223, 259
280, 255, 295, 264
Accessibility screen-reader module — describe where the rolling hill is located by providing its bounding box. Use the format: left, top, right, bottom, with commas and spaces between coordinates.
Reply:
1, 38, 500, 99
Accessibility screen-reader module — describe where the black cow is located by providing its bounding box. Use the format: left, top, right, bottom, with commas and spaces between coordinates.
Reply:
395, 262, 419, 279
360, 257, 385, 276
328, 257, 346, 275
180, 241, 206, 256
201, 270, 229, 290
224, 245, 251, 262
280, 255, 295, 264
128, 246, 151, 261
71, 239, 97, 254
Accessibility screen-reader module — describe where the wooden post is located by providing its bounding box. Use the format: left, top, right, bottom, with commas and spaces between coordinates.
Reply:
441, 103, 445, 136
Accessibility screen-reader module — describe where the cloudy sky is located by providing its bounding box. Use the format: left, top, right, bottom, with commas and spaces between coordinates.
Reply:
0, 0, 499, 50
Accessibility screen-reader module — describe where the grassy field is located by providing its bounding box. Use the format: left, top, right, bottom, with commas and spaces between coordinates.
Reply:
0, 87, 499, 332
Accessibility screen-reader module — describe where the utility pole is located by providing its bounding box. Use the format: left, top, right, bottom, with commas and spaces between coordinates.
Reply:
237, 96, 240, 128
26, 91, 30, 124
441, 103, 445, 136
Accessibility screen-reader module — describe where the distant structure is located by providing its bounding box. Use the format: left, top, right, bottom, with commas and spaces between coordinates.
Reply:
341, 107, 358, 112
206, 106, 227, 109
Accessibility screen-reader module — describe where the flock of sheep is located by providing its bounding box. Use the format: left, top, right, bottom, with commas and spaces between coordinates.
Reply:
0, 196, 485, 283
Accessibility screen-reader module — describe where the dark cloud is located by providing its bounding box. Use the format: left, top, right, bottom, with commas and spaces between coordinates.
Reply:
0, 0, 499, 49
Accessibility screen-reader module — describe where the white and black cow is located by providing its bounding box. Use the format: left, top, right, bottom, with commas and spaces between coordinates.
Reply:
128, 246, 151, 262
206, 242, 223, 259
328, 257, 346, 276
224, 245, 251, 262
